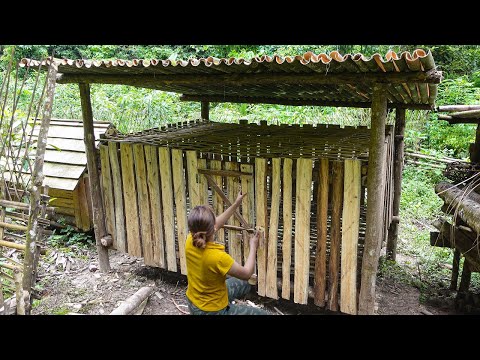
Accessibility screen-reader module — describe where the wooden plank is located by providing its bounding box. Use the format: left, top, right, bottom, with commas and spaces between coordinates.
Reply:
100, 145, 116, 248
120, 143, 142, 257
56, 206, 76, 217
145, 145, 165, 268
108, 142, 127, 253
42, 163, 86, 179
83, 176, 93, 229
210, 159, 225, 244
48, 197, 75, 208
241, 163, 254, 266
281, 158, 293, 300
72, 185, 82, 228
32, 125, 105, 140
225, 162, 242, 264
314, 158, 329, 306
197, 158, 209, 206
159, 147, 177, 272
133, 144, 154, 265
186, 151, 201, 209
42, 177, 79, 191
255, 157, 268, 297
44, 150, 87, 165
266, 158, 281, 299
328, 160, 344, 311
293, 158, 313, 304
47, 188, 73, 199
77, 176, 91, 231
340, 159, 361, 315
172, 149, 188, 275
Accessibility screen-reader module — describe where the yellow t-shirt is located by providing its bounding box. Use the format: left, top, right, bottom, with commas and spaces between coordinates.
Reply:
185, 233, 235, 311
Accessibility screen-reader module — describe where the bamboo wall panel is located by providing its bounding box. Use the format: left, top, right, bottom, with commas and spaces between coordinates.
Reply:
210, 159, 225, 245
240, 163, 254, 265
159, 147, 177, 272
108, 142, 127, 253
266, 158, 281, 299
314, 158, 329, 306
172, 149, 188, 275
133, 144, 155, 266
120, 143, 142, 257
197, 158, 209, 206
281, 158, 293, 300
145, 145, 165, 268
186, 151, 201, 209
225, 161, 242, 263
255, 158, 268, 297
328, 160, 344, 311
100, 145, 116, 248
340, 159, 361, 315
294, 158, 313, 304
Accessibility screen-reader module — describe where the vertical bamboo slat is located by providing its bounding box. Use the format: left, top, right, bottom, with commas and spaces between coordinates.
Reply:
314, 158, 329, 306
159, 147, 177, 272
108, 142, 127, 253
210, 159, 225, 244
198, 158, 209, 206
133, 144, 154, 265
144, 145, 165, 268
340, 159, 361, 315
255, 157, 268, 296
240, 163, 254, 266
186, 151, 201, 209
294, 158, 313, 304
77, 177, 91, 231
281, 158, 293, 299
266, 158, 281, 299
172, 149, 188, 275
328, 160, 344, 311
99, 145, 116, 248
120, 143, 142, 257
225, 161, 242, 263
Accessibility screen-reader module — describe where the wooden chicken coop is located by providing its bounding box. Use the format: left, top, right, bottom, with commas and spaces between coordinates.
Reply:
21, 48, 441, 314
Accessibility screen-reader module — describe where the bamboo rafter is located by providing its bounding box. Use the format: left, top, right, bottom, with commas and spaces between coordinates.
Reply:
103, 119, 372, 161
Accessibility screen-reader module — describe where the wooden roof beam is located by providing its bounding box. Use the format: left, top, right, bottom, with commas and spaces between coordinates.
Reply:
56, 69, 442, 87
179, 94, 433, 110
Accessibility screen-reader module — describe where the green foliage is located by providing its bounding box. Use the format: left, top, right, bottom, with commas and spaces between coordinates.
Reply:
47, 224, 94, 249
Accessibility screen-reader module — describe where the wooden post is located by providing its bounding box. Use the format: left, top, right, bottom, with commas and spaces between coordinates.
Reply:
266, 158, 280, 299
255, 158, 268, 296
450, 249, 461, 291
108, 142, 127, 253
358, 84, 388, 315
79, 83, 110, 272
470, 123, 480, 164
201, 101, 210, 121
281, 158, 293, 299
387, 108, 406, 260
22, 60, 58, 315
458, 260, 472, 293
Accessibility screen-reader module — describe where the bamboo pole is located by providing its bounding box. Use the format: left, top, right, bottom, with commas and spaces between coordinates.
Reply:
22, 60, 58, 315
358, 84, 388, 315
79, 83, 110, 272
387, 108, 406, 261
0, 240, 26, 251
14, 267, 25, 315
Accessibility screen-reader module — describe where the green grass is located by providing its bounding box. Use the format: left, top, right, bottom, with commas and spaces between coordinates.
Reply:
52, 306, 70, 315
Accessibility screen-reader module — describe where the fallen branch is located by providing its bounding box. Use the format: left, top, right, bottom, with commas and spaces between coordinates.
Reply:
170, 298, 189, 315
110, 286, 154, 315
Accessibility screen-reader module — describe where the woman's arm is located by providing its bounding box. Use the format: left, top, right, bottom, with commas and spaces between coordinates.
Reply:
215, 189, 246, 231
227, 231, 260, 280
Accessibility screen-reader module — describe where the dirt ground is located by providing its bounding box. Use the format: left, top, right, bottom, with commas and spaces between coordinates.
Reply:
23, 244, 458, 316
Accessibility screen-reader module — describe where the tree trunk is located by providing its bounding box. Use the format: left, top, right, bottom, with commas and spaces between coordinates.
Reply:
358, 84, 387, 315
435, 181, 480, 234
110, 286, 154, 315
79, 83, 110, 272
22, 60, 58, 315
201, 101, 209, 121
387, 108, 406, 260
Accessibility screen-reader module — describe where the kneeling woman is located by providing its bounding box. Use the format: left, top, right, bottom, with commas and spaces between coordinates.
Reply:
185, 191, 268, 315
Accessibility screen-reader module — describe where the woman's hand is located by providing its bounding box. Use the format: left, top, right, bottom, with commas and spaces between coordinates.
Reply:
235, 186, 247, 204
249, 230, 261, 250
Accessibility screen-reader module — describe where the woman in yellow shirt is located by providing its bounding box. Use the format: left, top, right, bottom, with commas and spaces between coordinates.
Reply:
185, 190, 268, 315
